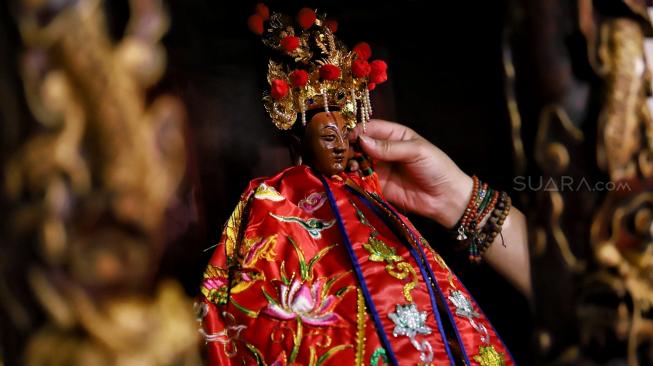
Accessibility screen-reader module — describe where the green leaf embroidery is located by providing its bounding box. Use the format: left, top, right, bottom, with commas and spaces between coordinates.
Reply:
230, 298, 259, 318
316, 344, 353, 366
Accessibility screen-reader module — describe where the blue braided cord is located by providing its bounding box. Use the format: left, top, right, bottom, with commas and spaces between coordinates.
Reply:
348, 187, 456, 366
318, 175, 400, 366
438, 263, 519, 365
369, 195, 475, 365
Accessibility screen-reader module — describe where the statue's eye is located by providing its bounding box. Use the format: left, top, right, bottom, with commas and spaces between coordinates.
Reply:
321, 134, 336, 142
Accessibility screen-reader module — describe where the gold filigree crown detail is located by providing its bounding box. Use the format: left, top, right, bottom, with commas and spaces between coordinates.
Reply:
248, 5, 389, 130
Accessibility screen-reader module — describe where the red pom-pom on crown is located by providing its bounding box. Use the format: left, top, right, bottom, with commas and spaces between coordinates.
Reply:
353, 42, 372, 61
319, 64, 341, 80
297, 8, 317, 29
352, 59, 371, 78
271, 79, 289, 99
290, 70, 309, 87
248, 14, 264, 35
280, 36, 300, 53
325, 19, 338, 33
369, 60, 388, 84
255, 3, 270, 20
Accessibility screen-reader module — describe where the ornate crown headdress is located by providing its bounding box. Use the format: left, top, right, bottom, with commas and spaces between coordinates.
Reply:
248, 4, 389, 131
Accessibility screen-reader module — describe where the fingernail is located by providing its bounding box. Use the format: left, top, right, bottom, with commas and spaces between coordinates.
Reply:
359, 135, 374, 146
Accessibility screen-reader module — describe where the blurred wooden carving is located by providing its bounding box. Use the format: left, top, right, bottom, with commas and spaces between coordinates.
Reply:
1, 0, 199, 364
512, 0, 653, 364
586, 13, 653, 366
596, 18, 653, 181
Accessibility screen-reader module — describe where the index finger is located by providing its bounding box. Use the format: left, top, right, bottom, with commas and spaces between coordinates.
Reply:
349, 119, 419, 142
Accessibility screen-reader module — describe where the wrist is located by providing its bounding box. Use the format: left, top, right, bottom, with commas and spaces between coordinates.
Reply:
426, 172, 474, 229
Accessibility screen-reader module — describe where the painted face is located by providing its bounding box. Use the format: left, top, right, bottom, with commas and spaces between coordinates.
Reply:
302, 111, 350, 176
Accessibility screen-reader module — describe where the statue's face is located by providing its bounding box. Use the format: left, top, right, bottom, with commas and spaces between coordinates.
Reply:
303, 111, 349, 176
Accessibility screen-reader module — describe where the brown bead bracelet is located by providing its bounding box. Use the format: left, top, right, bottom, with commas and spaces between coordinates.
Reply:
451, 176, 512, 263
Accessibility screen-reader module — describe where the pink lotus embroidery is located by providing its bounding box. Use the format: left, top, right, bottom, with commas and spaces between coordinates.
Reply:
262, 278, 343, 327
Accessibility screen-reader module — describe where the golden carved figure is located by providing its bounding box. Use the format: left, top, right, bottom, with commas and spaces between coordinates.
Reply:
1, 0, 199, 364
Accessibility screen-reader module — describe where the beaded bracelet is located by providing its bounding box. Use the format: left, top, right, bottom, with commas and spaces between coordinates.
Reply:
466, 193, 497, 262
477, 187, 494, 216
453, 176, 492, 240
451, 176, 512, 263
476, 192, 511, 257
455, 176, 480, 240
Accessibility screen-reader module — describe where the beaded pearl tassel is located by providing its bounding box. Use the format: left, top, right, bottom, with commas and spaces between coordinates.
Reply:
322, 87, 330, 113
359, 94, 368, 132
364, 88, 373, 119
300, 98, 307, 126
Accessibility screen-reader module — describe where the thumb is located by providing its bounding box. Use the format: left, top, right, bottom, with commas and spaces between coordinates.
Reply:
359, 135, 418, 162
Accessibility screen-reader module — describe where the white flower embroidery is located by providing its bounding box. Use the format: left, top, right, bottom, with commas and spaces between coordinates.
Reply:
388, 303, 434, 362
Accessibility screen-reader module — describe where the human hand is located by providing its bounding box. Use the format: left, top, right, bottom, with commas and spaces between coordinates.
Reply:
351, 119, 532, 297
350, 119, 473, 229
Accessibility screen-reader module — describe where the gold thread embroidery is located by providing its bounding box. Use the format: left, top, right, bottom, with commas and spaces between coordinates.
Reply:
244, 343, 268, 366
309, 330, 333, 348
364, 232, 402, 263
351, 199, 419, 302
241, 235, 278, 265
431, 229, 500, 363
363, 235, 418, 302
473, 345, 506, 366
225, 194, 251, 259
287, 235, 338, 281
269, 319, 303, 364
309, 344, 354, 366
422, 237, 456, 289
355, 288, 366, 366
389, 262, 418, 302
254, 182, 285, 201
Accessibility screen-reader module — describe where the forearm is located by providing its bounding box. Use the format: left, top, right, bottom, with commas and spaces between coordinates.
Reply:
481, 207, 532, 299
427, 174, 532, 299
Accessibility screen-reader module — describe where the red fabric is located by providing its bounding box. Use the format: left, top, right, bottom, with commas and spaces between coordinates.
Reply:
198, 165, 515, 365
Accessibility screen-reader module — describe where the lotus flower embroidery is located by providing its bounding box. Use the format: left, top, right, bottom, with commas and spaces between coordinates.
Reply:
388, 303, 432, 338
262, 278, 344, 327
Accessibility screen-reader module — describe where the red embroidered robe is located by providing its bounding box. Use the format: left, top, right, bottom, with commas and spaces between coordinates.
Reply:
198, 165, 515, 366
